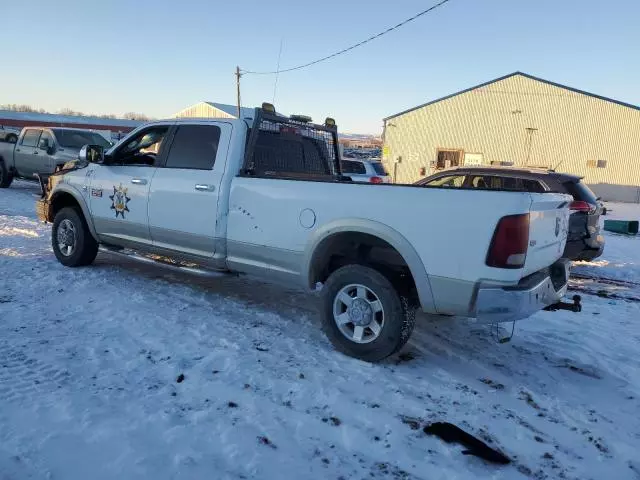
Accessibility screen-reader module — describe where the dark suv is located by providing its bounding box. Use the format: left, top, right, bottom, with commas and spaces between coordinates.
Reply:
416, 166, 605, 261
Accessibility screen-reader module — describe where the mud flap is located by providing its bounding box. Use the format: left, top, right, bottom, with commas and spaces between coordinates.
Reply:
492, 321, 515, 344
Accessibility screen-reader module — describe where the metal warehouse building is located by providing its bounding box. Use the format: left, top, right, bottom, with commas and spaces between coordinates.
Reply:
381, 72, 640, 203
174, 102, 255, 120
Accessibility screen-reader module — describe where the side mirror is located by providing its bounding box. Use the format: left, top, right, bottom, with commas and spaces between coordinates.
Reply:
79, 144, 105, 164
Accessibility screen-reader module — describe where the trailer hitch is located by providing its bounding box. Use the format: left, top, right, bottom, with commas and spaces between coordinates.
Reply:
544, 295, 582, 313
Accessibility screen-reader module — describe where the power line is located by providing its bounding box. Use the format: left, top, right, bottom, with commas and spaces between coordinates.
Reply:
272, 39, 284, 103
241, 0, 453, 75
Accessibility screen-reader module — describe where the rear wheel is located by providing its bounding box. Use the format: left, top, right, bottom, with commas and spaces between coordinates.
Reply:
52, 207, 98, 267
0, 160, 13, 188
321, 265, 416, 362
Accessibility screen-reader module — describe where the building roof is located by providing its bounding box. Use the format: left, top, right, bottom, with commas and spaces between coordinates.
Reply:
204, 102, 256, 119
0, 110, 143, 129
383, 71, 640, 121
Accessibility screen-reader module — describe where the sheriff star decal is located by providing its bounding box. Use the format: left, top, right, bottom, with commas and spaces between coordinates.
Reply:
109, 184, 131, 218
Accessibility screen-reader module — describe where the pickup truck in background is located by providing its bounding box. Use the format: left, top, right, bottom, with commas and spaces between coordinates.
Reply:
36, 104, 573, 362
0, 126, 113, 187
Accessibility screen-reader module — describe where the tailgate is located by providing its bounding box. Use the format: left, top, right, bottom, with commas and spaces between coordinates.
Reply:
523, 193, 572, 276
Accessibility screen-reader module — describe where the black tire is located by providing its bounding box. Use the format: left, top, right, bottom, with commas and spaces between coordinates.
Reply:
320, 265, 417, 362
0, 160, 13, 188
6, 134, 18, 144
52, 207, 98, 267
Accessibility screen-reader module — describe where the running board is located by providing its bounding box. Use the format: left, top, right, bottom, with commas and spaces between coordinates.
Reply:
98, 246, 232, 279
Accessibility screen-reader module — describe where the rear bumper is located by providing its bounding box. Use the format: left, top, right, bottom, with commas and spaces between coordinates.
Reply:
475, 260, 569, 323
564, 234, 605, 261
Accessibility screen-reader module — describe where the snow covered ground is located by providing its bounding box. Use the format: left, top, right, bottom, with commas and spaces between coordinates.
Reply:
1, 181, 639, 480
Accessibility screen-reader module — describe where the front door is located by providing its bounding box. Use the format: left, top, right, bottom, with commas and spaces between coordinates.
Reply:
148, 122, 231, 257
88, 125, 171, 246
14, 128, 42, 177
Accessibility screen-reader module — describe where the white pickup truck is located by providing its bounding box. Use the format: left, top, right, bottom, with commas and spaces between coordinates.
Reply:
36, 104, 573, 361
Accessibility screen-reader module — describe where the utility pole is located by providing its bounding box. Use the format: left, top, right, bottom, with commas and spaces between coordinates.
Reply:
235, 66, 242, 118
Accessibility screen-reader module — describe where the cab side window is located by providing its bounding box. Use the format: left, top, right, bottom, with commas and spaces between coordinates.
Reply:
111, 127, 169, 166
21, 129, 42, 147
38, 131, 54, 151
163, 125, 221, 170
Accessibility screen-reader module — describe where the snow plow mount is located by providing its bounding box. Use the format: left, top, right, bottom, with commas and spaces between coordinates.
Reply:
543, 295, 582, 313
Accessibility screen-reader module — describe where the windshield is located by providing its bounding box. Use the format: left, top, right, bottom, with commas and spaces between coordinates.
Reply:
563, 180, 599, 204
52, 129, 112, 149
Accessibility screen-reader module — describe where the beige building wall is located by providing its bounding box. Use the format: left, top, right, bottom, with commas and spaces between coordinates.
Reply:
382, 74, 640, 202
174, 103, 236, 119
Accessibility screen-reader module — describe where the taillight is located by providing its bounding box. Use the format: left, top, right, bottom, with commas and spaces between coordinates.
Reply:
369, 176, 383, 184
570, 200, 593, 213
486, 214, 530, 269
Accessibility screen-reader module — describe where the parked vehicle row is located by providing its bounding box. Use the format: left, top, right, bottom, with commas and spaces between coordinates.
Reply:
416, 166, 605, 261
35, 103, 574, 362
0, 127, 113, 187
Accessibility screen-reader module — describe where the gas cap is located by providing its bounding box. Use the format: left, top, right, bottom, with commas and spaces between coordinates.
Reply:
299, 208, 316, 229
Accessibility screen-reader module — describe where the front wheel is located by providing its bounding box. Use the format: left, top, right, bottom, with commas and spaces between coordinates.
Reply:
320, 265, 416, 362
52, 207, 98, 267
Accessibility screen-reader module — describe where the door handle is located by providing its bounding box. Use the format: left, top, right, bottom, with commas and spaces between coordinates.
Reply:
33, 151, 39, 155
15, 148, 20, 152
195, 184, 215, 192
131, 178, 147, 185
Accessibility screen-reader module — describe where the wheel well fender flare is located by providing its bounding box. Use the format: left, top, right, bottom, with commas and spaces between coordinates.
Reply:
302, 218, 435, 312
50, 184, 98, 241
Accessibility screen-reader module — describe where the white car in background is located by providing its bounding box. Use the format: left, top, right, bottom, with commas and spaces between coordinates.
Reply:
0, 126, 20, 143
341, 158, 391, 183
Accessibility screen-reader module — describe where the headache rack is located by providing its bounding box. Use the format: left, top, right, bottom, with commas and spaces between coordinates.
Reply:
242, 105, 345, 181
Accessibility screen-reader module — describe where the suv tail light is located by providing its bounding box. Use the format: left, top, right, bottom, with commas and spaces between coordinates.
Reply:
486, 214, 530, 269
369, 176, 383, 184
569, 200, 594, 213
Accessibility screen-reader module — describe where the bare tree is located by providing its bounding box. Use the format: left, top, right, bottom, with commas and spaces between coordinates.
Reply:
123, 112, 150, 121
1, 104, 46, 113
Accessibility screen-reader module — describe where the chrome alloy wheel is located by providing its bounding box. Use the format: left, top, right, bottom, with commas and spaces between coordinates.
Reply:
333, 284, 385, 344
56, 219, 77, 257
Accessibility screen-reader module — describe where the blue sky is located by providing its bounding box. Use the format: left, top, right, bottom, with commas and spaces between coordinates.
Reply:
1, 0, 638, 133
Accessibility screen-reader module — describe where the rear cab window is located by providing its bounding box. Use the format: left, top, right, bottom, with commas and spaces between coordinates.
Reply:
20, 129, 42, 147
164, 125, 221, 170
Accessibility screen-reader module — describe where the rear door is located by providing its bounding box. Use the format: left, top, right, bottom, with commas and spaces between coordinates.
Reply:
14, 129, 42, 177
148, 121, 231, 257
524, 193, 572, 276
